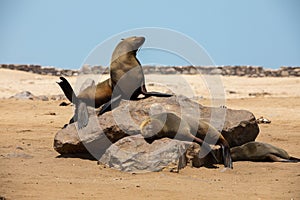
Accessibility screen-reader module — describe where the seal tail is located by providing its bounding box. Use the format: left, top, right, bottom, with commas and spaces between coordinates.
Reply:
57, 77, 77, 103
57, 77, 89, 129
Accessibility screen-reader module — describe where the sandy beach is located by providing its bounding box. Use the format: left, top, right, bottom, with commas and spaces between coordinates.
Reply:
0, 68, 299, 199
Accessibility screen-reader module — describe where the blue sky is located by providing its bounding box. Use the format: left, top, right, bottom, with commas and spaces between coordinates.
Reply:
1, 0, 299, 69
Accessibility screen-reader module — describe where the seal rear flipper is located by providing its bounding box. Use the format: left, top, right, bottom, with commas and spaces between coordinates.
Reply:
98, 94, 122, 115
267, 154, 300, 162
76, 101, 89, 129
288, 156, 300, 162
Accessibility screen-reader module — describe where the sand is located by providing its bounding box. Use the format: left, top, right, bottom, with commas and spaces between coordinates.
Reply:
0, 68, 299, 199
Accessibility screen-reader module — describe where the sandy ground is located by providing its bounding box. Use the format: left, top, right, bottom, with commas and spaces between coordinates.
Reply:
0, 68, 299, 199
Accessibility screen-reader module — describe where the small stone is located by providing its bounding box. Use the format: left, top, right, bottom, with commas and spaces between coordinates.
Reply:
59, 102, 70, 106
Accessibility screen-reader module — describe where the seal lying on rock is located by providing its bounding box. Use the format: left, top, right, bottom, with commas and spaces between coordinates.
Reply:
100, 36, 173, 114
140, 112, 233, 169
230, 141, 300, 162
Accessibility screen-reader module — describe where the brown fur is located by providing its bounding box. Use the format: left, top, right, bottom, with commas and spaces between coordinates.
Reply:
57, 77, 113, 128
140, 112, 233, 168
109, 36, 172, 100
230, 141, 300, 162
110, 36, 146, 99
98, 36, 172, 115
77, 78, 112, 108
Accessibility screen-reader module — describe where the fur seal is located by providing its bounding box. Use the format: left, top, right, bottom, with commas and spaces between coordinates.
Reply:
140, 112, 233, 169
100, 36, 172, 114
230, 141, 300, 162
57, 77, 112, 128
58, 36, 172, 127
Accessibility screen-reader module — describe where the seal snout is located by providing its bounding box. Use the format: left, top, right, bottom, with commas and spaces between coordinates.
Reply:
137, 36, 145, 44
131, 36, 145, 48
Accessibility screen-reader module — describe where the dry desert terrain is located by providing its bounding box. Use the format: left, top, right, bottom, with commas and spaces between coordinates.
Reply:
0, 68, 299, 199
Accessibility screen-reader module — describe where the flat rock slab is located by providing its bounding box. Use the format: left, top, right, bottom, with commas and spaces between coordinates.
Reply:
54, 95, 259, 160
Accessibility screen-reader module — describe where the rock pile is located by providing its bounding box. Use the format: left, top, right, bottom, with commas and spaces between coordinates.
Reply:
53, 95, 259, 172
1, 64, 300, 77
0, 64, 77, 76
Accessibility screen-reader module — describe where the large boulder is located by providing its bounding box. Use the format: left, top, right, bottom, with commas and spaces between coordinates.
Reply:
54, 95, 259, 160
98, 135, 188, 172
98, 135, 222, 172
98, 135, 226, 173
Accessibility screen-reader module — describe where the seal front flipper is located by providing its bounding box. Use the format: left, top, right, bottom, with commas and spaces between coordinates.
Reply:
141, 84, 173, 98
143, 91, 173, 97
98, 94, 122, 115
220, 144, 233, 169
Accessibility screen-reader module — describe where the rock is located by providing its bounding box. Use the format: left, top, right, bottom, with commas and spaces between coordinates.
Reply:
2, 64, 300, 77
280, 70, 289, 77
50, 94, 66, 101
53, 123, 88, 154
37, 95, 49, 101
187, 142, 226, 168
256, 116, 271, 124
10, 91, 35, 100
248, 92, 271, 97
54, 109, 130, 159
99, 135, 188, 172
80, 64, 92, 74
10, 92, 49, 101
99, 135, 224, 172
5, 152, 33, 159
59, 101, 70, 106
79, 78, 95, 92
210, 68, 222, 75
54, 95, 259, 158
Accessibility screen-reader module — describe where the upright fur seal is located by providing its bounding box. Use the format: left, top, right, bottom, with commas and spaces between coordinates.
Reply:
100, 36, 172, 114
57, 77, 112, 128
230, 141, 300, 162
140, 112, 233, 169
58, 36, 172, 127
